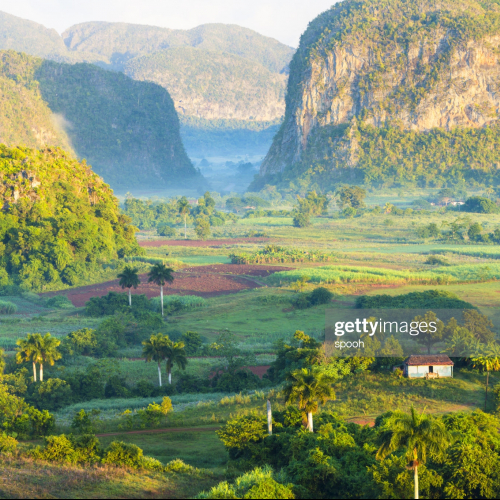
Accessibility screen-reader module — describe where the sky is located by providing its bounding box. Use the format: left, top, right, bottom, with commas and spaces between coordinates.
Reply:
0, 0, 337, 47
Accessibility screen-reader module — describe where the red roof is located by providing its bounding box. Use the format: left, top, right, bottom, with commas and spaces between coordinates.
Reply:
404, 355, 453, 366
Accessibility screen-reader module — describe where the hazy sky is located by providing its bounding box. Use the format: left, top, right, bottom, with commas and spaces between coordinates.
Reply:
0, 0, 337, 47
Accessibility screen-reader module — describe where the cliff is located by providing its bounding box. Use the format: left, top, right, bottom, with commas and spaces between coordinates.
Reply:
259, 0, 500, 189
0, 50, 203, 190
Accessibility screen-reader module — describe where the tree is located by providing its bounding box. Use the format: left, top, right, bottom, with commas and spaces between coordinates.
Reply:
411, 312, 447, 354
180, 331, 203, 355
296, 191, 329, 215
293, 212, 311, 227
164, 339, 188, 384
194, 217, 211, 240
142, 333, 167, 387
471, 344, 500, 411
16, 333, 42, 382
463, 310, 496, 343
147, 263, 174, 316
283, 367, 336, 432
37, 333, 62, 382
337, 186, 366, 209
117, 266, 141, 307
177, 196, 191, 239
376, 406, 449, 500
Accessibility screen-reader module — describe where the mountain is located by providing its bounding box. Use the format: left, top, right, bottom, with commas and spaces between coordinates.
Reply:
256, 0, 500, 191
0, 144, 141, 291
62, 22, 293, 74
0, 11, 294, 159
0, 50, 202, 190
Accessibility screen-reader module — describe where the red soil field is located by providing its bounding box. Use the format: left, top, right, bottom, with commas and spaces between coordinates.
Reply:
41, 265, 292, 307
138, 237, 271, 248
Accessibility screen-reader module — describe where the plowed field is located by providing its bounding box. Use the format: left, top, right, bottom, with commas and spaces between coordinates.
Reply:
41, 265, 293, 307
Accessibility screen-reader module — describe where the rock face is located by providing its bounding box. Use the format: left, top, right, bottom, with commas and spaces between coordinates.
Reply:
0, 50, 203, 190
260, 0, 500, 181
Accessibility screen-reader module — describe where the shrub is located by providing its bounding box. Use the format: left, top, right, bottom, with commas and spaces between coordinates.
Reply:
165, 458, 196, 473
194, 217, 211, 240
85, 292, 150, 317
33, 434, 77, 463
180, 331, 204, 355
356, 290, 475, 309
0, 432, 18, 453
44, 295, 74, 309
27, 408, 56, 437
151, 295, 206, 314
293, 212, 311, 228
424, 256, 449, 266
0, 300, 17, 315
102, 441, 144, 468
308, 287, 334, 305
71, 409, 101, 435
33, 378, 73, 411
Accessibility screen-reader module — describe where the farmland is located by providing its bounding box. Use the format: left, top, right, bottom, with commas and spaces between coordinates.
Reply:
2, 188, 500, 498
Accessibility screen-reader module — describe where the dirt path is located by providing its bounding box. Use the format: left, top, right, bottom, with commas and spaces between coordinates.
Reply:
96, 426, 220, 438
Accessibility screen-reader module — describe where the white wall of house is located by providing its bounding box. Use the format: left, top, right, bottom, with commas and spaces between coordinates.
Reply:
407, 365, 453, 378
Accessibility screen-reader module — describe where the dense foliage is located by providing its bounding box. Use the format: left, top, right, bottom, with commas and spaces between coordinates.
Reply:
0, 50, 201, 189
356, 290, 476, 309
230, 245, 335, 265
0, 145, 141, 291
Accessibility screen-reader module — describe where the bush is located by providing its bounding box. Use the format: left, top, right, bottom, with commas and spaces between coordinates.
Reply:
102, 441, 144, 468
44, 295, 74, 309
165, 458, 196, 473
0, 300, 17, 315
85, 292, 150, 317
33, 378, 73, 411
356, 290, 475, 309
308, 287, 334, 305
194, 218, 211, 240
180, 331, 204, 355
293, 212, 311, 228
424, 256, 449, 266
0, 432, 18, 453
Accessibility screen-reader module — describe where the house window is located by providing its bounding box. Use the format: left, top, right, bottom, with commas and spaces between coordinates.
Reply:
429, 366, 434, 373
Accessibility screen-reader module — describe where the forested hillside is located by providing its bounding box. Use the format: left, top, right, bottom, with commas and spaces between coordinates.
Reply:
257, 0, 500, 191
0, 12, 294, 158
0, 50, 202, 190
0, 145, 141, 291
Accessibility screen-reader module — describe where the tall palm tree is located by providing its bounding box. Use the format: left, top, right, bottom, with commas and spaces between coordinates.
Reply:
117, 265, 141, 307
38, 333, 62, 382
15, 333, 42, 382
283, 367, 336, 432
471, 344, 500, 411
142, 333, 167, 387
376, 406, 449, 500
147, 263, 174, 316
164, 339, 188, 384
177, 197, 191, 239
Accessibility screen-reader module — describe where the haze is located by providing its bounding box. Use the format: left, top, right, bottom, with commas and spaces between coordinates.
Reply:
0, 0, 336, 47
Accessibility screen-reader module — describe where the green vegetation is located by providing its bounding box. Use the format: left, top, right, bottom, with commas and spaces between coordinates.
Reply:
356, 290, 476, 309
0, 50, 201, 190
0, 145, 141, 291
230, 245, 335, 264
258, 0, 500, 192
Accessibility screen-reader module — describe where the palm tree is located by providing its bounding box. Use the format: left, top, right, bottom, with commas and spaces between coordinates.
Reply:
38, 333, 62, 382
164, 338, 188, 384
142, 333, 167, 387
177, 197, 191, 239
283, 367, 336, 432
471, 344, 500, 411
376, 406, 449, 499
147, 263, 174, 316
15, 333, 42, 382
117, 265, 141, 307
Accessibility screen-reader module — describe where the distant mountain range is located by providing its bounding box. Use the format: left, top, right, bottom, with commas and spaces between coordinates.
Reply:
0, 50, 202, 190
0, 11, 294, 158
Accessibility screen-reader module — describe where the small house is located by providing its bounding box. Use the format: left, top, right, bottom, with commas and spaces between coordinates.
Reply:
403, 355, 454, 379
